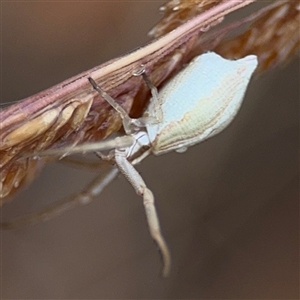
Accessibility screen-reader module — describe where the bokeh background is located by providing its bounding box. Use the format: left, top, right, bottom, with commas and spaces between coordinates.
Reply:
1, 1, 299, 299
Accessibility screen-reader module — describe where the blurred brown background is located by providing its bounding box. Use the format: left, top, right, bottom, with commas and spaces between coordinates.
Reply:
1, 1, 299, 299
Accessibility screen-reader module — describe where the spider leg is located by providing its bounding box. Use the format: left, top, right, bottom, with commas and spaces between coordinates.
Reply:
1, 166, 118, 229
115, 148, 171, 277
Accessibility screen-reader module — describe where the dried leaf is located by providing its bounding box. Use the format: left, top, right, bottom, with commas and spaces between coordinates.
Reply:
1, 0, 257, 203
149, 0, 223, 38
1, 0, 299, 204
215, 0, 300, 71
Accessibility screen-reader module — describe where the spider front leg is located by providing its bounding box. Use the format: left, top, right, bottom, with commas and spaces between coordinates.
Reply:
132, 68, 163, 124
88, 77, 137, 134
140, 72, 163, 122
114, 148, 171, 277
